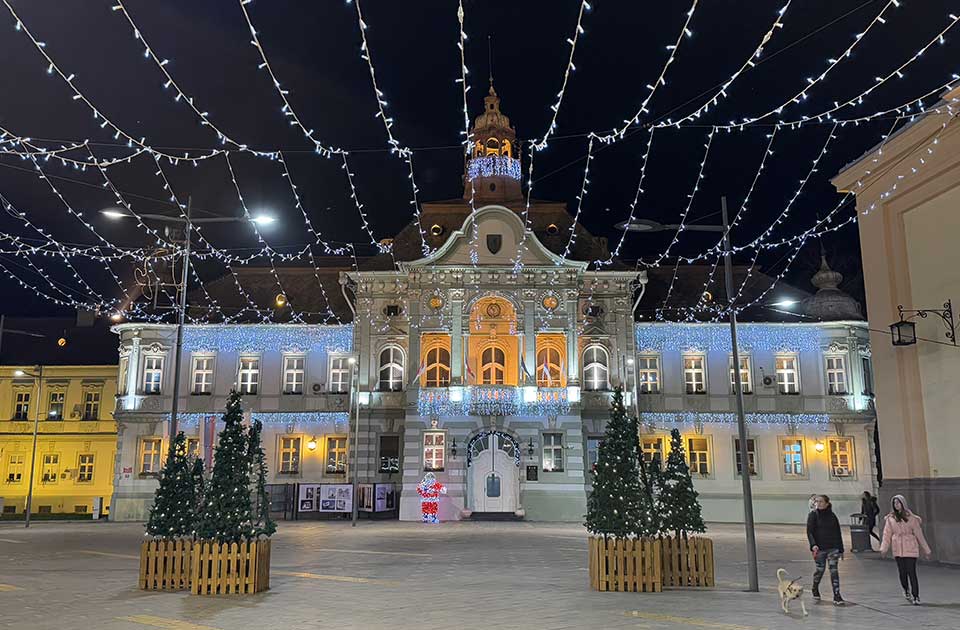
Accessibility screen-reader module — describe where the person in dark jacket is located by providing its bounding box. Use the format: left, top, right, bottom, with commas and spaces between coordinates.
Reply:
861, 491, 881, 547
807, 494, 845, 605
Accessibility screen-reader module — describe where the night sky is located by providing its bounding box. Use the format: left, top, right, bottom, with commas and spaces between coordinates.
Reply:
1, 0, 957, 317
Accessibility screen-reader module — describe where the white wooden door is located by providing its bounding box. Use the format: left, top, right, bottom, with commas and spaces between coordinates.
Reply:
469, 434, 518, 513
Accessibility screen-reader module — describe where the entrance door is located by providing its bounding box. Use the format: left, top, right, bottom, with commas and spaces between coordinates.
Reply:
469, 433, 518, 513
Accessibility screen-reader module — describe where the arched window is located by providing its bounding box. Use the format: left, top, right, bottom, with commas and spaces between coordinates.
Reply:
582, 345, 609, 391
536, 347, 563, 388
480, 346, 506, 385
378, 346, 405, 392
484, 137, 501, 156
425, 346, 450, 388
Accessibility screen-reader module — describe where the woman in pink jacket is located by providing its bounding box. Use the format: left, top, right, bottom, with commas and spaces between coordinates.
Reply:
879, 495, 932, 605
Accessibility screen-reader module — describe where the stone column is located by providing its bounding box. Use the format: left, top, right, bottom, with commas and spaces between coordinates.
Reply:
565, 290, 579, 384
450, 290, 464, 384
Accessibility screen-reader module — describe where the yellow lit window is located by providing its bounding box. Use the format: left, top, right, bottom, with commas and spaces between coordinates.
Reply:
77, 454, 95, 483
326, 437, 347, 474
6, 454, 25, 483
140, 438, 162, 474
829, 438, 854, 477
279, 437, 301, 474
42, 454, 60, 484
687, 437, 711, 476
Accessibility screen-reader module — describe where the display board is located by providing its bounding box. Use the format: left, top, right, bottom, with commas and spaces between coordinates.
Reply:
297, 483, 353, 513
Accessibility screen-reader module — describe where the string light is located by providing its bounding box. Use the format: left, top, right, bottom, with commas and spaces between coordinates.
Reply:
561, 136, 594, 260
531, 0, 592, 150
641, 411, 831, 426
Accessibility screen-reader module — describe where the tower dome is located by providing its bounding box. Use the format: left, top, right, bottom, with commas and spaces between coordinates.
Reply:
801, 255, 864, 321
463, 82, 522, 203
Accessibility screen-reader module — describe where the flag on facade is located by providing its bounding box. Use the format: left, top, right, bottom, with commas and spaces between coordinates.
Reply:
540, 356, 553, 387
464, 348, 476, 384
520, 353, 534, 383
410, 355, 427, 387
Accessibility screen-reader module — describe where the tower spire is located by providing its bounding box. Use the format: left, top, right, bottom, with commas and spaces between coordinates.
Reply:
488, 35, 494, 89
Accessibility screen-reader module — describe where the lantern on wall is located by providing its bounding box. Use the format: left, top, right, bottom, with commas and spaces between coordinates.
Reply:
891, 301, 955, 347
889, 318, 917, 347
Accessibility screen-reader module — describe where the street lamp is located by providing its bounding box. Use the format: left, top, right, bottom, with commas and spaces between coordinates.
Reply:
620, 196, 759, 593
14, 366, 45, 528
101, 202, 278, 444
347, 356, 363, 527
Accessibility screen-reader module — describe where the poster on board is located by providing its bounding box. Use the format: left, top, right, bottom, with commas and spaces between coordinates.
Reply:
358, 484, 374, 512
319, 484, 353, 513
375, 483, 397, 512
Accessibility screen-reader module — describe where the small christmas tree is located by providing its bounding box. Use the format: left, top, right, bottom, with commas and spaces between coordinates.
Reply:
248, 419, 277, 538
188, 457, 205, 537
196, 391, 255, 543
637, 451, 662, 537
145, 432, 194, 538
585, 387, 647, 538
658, 428, 706, 539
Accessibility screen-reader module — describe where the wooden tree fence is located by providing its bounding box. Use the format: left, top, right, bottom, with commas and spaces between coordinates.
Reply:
588, 536, 714, 592
140, 539, 271, 595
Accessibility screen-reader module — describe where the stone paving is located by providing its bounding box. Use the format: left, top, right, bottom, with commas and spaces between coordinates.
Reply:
0, 519, 958, 629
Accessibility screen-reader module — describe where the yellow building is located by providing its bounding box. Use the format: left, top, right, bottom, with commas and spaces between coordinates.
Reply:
0, 316, 118, 518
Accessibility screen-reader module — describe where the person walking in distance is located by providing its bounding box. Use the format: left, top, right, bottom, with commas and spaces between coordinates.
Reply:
807, 494, 846, 605
880, 495, 931, 605
862, 491, 881, 548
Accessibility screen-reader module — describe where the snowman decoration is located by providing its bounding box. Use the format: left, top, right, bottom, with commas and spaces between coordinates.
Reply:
417, 472, 447, 524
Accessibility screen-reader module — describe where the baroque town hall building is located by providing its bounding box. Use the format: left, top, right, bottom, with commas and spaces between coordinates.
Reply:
111, 87, 877, 523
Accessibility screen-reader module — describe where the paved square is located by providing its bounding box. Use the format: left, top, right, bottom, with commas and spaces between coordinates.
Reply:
1, 520, 958, 629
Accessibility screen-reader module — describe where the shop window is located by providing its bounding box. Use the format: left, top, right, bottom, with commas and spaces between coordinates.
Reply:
326, 436, 347, 474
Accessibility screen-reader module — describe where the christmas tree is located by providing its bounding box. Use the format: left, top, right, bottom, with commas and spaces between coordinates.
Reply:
145, 432, 194, 538
195, 391, 255, 543
658, 428, 706, 539
637, 449, 662, 537
248, 419, 277, 538
188, 456, 205, 536
585, 387, 647, 538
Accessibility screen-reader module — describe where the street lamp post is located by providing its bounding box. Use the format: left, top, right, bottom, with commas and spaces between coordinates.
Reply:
102, 201, 275, 444
618, 196, 759, 592
18, 366, 44, 528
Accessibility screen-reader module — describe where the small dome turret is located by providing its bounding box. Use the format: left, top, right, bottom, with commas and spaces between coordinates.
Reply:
801, 255, 864, 321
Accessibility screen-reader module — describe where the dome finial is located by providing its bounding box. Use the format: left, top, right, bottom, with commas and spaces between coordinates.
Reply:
488, 35, 496, 95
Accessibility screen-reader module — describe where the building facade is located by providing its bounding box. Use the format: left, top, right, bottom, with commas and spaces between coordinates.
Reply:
0, 364, 117, 517
108, 85, 877, 524
833, 84, 960, 563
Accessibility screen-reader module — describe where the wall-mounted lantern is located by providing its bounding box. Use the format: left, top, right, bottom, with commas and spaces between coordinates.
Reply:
891, 300, 955, 347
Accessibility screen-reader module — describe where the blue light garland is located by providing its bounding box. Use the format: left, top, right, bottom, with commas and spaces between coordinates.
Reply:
635, 323, 824, 354
418, 386, 570, 417
182, 324, 353, 354
640, 411, 830, 426
466, 155, 522, 182
171, 411, 349, 428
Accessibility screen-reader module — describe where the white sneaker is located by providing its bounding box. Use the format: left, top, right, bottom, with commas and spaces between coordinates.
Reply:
904, 590, 913, 603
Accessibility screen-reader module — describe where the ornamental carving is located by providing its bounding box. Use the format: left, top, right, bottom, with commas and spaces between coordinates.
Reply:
825, 342, 850, 354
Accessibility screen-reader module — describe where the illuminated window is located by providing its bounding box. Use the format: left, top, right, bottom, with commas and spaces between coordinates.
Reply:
423, 432, 445, 471
582, 345, 609, 391
77, 454, 95, 483
143, 356, 164, 394
542, 433, 564, 472
186, 438, 200, 459
47, 391, 65, 420
329, 357, 351, 393
780, 437, 805, 477
480, 346, 506, 385
861, 357, 874, 395
829, 437, 854, 477
42, 453, 60, 484
378, 346, 405, 392
82, 391, 101, 421
6, 454, 24, 483
776, 355, 800, 394
638, 356, 661, 393
140, 438, 163, 475
424, 346, 451, 388
683, 355, 707, 394
641, 436, 665, 467
734, 438, 758, 477
283, 355, 305, 394
238, 356, 260, 395
687, 437, 711, 476
536, 347, 562, 388
13, 392, 29, 420
279, 437, 301, 474
192, 356, 214, 394
825, 356, 847, 395
326, 436, 347, 474
729, 356, 752, 394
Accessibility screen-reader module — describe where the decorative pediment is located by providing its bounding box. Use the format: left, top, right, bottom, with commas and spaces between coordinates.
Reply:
400, 205, 587, 271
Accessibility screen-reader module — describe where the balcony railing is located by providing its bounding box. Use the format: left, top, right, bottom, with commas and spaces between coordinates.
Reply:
418, 385, 571, 417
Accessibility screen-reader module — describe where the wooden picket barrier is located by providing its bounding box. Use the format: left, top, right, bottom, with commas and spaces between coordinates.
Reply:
660, 536, 715, 588
190, 539, 271, 595
139, 539, 194, 591
588, 536, 662, 592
